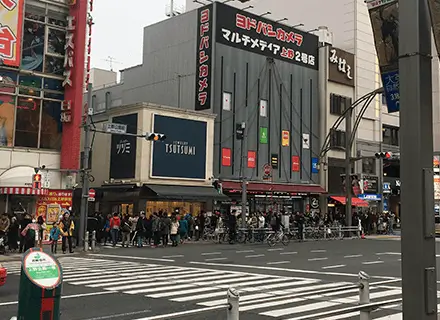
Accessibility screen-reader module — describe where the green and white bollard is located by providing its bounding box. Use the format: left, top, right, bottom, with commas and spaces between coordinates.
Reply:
17, 248, 63, 320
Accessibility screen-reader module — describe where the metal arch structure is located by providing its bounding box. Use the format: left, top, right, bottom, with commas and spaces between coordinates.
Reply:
319, 87, 384, 160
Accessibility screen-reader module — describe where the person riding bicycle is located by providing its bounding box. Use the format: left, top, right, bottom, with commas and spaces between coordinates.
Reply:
272, 212, 284, 233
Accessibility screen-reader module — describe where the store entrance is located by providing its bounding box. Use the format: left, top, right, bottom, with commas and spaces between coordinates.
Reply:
146, 201, 203, 217
111, 203, 134, 216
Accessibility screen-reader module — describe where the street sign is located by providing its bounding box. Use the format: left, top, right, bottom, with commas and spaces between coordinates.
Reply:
104, 123, 127, 134
18, 248, 63, 319
88, 188, 95, 202
263, 163, 272, 176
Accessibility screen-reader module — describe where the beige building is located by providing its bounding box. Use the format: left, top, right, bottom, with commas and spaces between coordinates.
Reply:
86, 102, 225, 215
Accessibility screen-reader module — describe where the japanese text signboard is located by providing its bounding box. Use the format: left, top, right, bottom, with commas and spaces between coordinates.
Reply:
0, 0, 24, 67
366, 0, 399, 112
215, 2, 318, 70
23, 251, 61, 289
328, 47, 355, 87
63, 15, 75, 87
195, 4, 213, 111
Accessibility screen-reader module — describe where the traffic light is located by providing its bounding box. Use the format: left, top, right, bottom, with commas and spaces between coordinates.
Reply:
375, 152, 392, 159
145, 133, 166, 141
32, 174, 42, 189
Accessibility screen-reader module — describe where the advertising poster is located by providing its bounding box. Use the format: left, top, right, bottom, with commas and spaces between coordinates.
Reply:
0, 0, 24, 67
291, 156, 300, 172
281, 130, 289, 147
195, 4, 213, 111
260, 127, 268, 144
109, 113, 138, 179
215, 2, 318, 69
151, 115, 207, 179
434, 175, 440, 200
311, 157, 319, 174
36, 190, 73, 241
222, 148, 232, 167
366, 0, 400, 113
247, 150, 256, 168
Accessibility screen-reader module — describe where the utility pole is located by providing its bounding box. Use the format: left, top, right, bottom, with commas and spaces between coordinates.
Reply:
79, 83, 93, 250
170, 0, 174, 16
400, 0, 437, 318
378, 142, 384, 213
240, 122, 247, 228
345, 107, 352, 227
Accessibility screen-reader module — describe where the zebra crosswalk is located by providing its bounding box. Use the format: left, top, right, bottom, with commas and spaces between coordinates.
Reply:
0, 257, 418, 319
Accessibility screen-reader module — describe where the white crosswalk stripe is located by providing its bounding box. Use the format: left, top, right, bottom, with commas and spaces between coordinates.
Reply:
1, 257, 430, 319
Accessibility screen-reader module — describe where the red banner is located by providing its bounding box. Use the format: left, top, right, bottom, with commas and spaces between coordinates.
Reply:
292, 156, 300, 172
247, 151, 256, 168
0, 0, 24, 67
222, 148, 231, 166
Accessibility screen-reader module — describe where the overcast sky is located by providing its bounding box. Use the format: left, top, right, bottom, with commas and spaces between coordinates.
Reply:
91, 0, 185, 71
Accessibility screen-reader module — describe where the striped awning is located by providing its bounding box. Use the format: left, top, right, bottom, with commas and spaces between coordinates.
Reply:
0, 187, 49, 195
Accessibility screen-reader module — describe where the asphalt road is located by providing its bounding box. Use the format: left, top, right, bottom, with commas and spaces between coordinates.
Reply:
0, 237, 438, 320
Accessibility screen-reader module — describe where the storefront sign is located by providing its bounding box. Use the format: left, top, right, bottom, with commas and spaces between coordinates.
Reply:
0, 0, 24, 67
151, 115, 207, 179
311, 157, 319, 174
358, 194, 382, 201
328, 47, 355, 87
247, 150, 256, 168
260, 127, 268, 144
383, 182, 391, 193
435, 175, 440, 200
281, 130, 289, 147
63, 15, 76, 87
222, 148, 231, 167
291, 156, 300, 172
60, 100, 72, 123
362, 174, 379, 194
195, 4, 213, 111
85, 0, 94, 86
109, 113, 138, 179
215, 2, 318, 70
24, 251, 61, 289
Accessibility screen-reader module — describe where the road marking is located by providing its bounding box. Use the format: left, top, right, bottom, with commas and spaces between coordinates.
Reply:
308, 258, 328, 261
131, 305, 229, 320
376, 252, 401, 256
87, 253, 175, 262
268, 248, 284, 252
245, 254, 265, 258
205, 257, 227, 262
81, 310, 152, 320
162, 255, 184, 258
236, 250, 254, 253
322, 265, 346, 269
0, 291, 116, 307
189, 261, 397, 279
267, 261, 290, 265
280, 251, 297, 255
362, 261, 385, 265
201, 252, 222, 256
343, 254, 362, 258
311, 250, 326, 253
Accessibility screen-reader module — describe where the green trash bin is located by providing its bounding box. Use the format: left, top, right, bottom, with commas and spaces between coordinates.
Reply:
17, 247, 63, 320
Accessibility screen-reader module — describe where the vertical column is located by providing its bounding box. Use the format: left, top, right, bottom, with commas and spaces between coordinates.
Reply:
345, 108, 352, 227
399, 0, 437, 318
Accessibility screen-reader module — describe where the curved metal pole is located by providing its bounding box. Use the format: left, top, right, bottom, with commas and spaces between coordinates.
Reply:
349, 93, 377, 148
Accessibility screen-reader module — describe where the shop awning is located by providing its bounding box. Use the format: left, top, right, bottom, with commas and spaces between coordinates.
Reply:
145, 184, 229, 201
0, 187, 48, 195
330, 196, 369, 207
221, 181, 326, 194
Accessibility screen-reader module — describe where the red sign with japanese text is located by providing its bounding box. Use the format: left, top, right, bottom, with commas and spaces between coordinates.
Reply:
0, 0, 24, 67
247, 151, 256, 168
36, 190, 73, 224
195, 4, 213, 110
292, 156, 300, 172
222, 148, 232, 167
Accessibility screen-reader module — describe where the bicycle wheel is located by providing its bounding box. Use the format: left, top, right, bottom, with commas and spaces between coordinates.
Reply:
268, 235, 277, 247
281, 234, 290, 246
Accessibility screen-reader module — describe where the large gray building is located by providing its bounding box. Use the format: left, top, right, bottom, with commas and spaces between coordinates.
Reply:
90, 2, 325, 213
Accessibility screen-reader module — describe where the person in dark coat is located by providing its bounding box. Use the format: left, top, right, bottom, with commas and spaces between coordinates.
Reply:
19, 214, 32, 253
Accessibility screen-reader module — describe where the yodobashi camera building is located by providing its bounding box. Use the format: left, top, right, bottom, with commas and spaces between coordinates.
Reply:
90, 2, 325, 213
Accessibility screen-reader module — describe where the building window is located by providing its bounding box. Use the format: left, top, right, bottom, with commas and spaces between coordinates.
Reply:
15, 97, 41, 148
330, 129, 346, 148
382, 125, 399, 146
330, 94, 351, 116
260, 99, 268, 117
222, 92, 232, 111
40, 100, 62, 150
362, 157, 376, 174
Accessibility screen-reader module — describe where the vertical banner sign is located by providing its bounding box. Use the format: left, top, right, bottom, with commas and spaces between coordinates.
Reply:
0, 0, 24, 67
247, 151, 256, 168
291, 156, 300, 172
195, 4, 213, 111
109, 114, 138, 179
366, 0, 399, 113
221, 148, 231, 166
311, 157, 319, 173
428, 0, 440, 56
281, 130, 289, 147
260, 127, 268, 144
85, 0, 94, 87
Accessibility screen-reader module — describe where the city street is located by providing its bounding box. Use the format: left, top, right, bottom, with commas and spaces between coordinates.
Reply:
0, 238, 436, 320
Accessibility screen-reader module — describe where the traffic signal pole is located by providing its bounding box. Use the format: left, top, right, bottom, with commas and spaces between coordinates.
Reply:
79, 83, 93, 250
400, 0, 437, 318
345, 107, 352, 227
